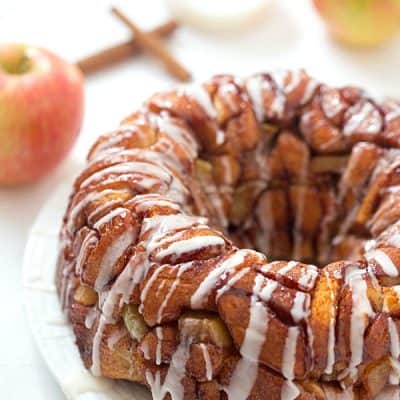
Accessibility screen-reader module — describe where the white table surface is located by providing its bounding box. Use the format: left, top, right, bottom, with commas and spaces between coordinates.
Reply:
1, 0, 399, 398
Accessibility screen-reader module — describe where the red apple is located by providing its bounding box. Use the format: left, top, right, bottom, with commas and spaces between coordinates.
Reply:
0, 44, 84, 185
313, 0, 400, 47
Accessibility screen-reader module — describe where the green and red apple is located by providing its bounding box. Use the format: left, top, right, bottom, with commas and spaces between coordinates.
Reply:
313, 0, 400, 47
0, 44, 84, 185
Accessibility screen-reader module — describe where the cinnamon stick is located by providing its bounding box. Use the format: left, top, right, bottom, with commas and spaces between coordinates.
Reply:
77, 20, 178, 75
111, 6, 191, 82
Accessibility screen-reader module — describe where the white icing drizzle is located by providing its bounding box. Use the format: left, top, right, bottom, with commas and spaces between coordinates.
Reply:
142, 214, 207, 253
88, 124, 145, 159
149, 229, 188, 253
89, 146, 122, 162
157, 113, 198, 159
215, 129, 225, 145
216, 267, 251, 300
281, 327, 300, 400
388, 233, 400, 248
75, 231, 98, 276
391, 361, 400, 387
96, 148, 185, 183
155, 327, 163, 366
278, 261, 299, 276
81, 161, 172, 188
245, 75, 266, 122
87, 199, 122, 224
343, 266, 375, 380
260, 261, 279, 274
324, 271, 336, 375
290, 292, 310, 323
93, 207, 128, 230
107, 329, 126, 350
306, 322, 315, 378
156, 262, 193, 324
124, 146, 186, 180
364, 239, 377, 253
321, 88, 346, 120
140, 264, 169, 308
272, 69, 308, 101
386, 184, 400, 194
199, 343, 213, 381
266, 70, 287, 118
256, 278, 278, 303
133, 195, 181, 213
94, 227, 135, 291
155, 281, 167, 300
300, 78, 319, 105
146, 224, 206, 255
155, 235, 225, 263
141, 341, 151, 360
218, 82, 239, 111
145, 337, 192, 400
379, 221, 400, 248
281, 381, 300, 400
343, 101, 382, 136
60, 262, 75, 308
388, 317, 400, 385
191, 249, 250, 308
103, 158, 188, 203
223, 274, 269, 400
68, 189, 122, 232
270, 90, 286, 119
385, 100, 400, 122
269, 69, 288, 91
152, 136, 187, 174
100, 252, 147, 322
85, 307, 97, 330
284, 70, 302, 94
298, 265, 319, 291
365, 249, 399, 277
103, 176, 160, 194
182, 85, 216, 118
91, 316, 106, 376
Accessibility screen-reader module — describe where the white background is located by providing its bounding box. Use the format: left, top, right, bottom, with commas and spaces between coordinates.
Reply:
1, 0, 400, 398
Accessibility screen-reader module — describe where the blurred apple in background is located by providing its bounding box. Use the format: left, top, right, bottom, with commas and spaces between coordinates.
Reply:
0, 44, 84, 185
313, 0, 400, 47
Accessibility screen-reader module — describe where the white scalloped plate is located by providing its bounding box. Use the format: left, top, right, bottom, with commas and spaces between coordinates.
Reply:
22, 181, 151, 400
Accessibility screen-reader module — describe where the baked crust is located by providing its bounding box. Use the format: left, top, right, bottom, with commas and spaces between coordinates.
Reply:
57, 70, 400, 399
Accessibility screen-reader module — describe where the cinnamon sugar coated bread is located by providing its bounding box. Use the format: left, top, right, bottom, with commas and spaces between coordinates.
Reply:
57, 70, 400, 399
